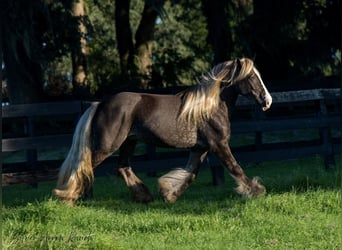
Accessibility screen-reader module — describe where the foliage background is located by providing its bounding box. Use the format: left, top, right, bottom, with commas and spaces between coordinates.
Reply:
1, 0, 340, 103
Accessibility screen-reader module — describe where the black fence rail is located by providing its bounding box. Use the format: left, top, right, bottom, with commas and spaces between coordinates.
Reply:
2, 88, 341, 186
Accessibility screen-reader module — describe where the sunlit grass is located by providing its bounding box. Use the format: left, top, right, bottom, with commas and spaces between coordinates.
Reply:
2, 156, 341, 249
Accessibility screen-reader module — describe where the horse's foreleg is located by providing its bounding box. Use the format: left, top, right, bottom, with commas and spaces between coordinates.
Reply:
118, 140, 154, 203
158, 150, 207, 203
213, 144, 265, 198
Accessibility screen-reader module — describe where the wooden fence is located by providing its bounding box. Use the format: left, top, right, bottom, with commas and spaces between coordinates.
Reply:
2, 88, 341, 186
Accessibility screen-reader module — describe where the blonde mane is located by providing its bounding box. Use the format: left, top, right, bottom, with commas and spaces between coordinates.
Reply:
178, 58, 255, 126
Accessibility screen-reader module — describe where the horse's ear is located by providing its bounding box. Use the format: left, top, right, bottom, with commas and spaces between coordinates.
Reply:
236, 58, 242, 72
228, 58, 243, 83
252, 54, 256, 62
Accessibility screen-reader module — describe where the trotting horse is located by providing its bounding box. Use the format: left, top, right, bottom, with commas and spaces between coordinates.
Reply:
54, 58, 272, 205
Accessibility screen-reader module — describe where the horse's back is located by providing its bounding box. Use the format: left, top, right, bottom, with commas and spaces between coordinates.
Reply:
131, 93, 198, 148
92, 91, 197, 152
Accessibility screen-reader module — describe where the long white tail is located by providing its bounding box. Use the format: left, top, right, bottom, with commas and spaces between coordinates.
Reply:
53, 103, 99, 205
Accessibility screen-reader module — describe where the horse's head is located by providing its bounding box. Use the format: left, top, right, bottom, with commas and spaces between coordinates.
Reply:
228, 58, 272, 111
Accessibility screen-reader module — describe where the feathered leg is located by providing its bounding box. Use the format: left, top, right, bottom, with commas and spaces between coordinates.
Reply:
158, 150, 208, 203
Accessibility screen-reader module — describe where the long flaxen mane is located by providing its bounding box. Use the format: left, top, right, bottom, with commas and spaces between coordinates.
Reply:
178, 58, 255, 126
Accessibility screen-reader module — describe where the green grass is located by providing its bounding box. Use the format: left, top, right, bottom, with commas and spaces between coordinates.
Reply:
2, 156, 341, 249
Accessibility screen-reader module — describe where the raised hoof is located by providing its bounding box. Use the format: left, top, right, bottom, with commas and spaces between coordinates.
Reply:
130, 183, 154, 203
158, 169, 195, 203
158, 179, 179, 203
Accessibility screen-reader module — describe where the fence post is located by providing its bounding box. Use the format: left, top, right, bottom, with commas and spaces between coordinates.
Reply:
318, 100, 335, 170
146, 144, 157, 177
209, 154, 225, 186
25, 116, 38, 187
254, 109, 264, 154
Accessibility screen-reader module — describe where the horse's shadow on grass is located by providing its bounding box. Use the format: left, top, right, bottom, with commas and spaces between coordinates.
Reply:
77, 173, 237, 213
3, 162, 340, 213
2, 172, 243, 213
81, 167, 341, 214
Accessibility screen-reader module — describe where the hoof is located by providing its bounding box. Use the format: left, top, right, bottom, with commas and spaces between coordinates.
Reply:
53, 189, 78, 206
235, 177, 266, 199
251, 177, 266, 197
130, 183, 154, 203
158, 178, 178, 203
158, 168, 195, 203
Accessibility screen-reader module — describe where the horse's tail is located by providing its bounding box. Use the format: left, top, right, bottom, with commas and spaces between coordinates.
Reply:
53, 103, 99, 205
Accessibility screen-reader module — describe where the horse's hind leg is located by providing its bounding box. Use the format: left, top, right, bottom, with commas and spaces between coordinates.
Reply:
158, 150, 207, 203
118, 139, 154, 203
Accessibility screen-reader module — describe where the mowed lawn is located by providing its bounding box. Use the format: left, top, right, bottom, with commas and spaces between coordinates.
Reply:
2, 156, 341, 250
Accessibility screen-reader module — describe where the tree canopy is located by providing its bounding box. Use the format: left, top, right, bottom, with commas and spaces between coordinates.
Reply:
1, 0, 340, 104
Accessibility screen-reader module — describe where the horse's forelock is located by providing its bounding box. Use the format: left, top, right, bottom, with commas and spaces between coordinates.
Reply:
208, 58, 254, 86
231, 58, 254, 83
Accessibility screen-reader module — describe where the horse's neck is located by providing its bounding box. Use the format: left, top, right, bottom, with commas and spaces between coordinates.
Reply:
220, 87, 239, 116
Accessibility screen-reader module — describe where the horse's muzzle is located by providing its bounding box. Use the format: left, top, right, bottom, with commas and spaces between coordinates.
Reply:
262, 94, 272, 111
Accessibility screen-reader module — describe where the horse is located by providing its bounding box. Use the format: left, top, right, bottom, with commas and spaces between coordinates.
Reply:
53, 58, 272, 205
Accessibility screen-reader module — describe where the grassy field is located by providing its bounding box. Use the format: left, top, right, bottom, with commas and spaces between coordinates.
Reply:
2, 156, 341, 249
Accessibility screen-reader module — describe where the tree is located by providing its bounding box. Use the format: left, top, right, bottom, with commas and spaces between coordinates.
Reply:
2, 0, 339, 103
153, 0, 211, 86
202, 0, 232, 65
115, 0, 164, 89
85, 0, 121, 95
1, 1, 90, 103
115, 0, 134, 79
71, 0, 91, 98
1, 1, 46, 104
248, 0, 341, 85
201, 0, 340, 88
88, 0, 210, 91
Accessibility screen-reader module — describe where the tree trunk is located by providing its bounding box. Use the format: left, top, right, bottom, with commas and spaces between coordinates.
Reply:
3, 44, 44, 104
2, 1, 45, 104
202, 0, 232, 64
252, 0, 291, 81
115, 0, 134, 77
115, 0, 161, 89
71, 0, 90, 98
132, 2, 159, 89
1, 13, 3, 102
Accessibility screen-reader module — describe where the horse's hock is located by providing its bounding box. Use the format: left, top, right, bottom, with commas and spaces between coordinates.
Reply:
2, 88, 341, 186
